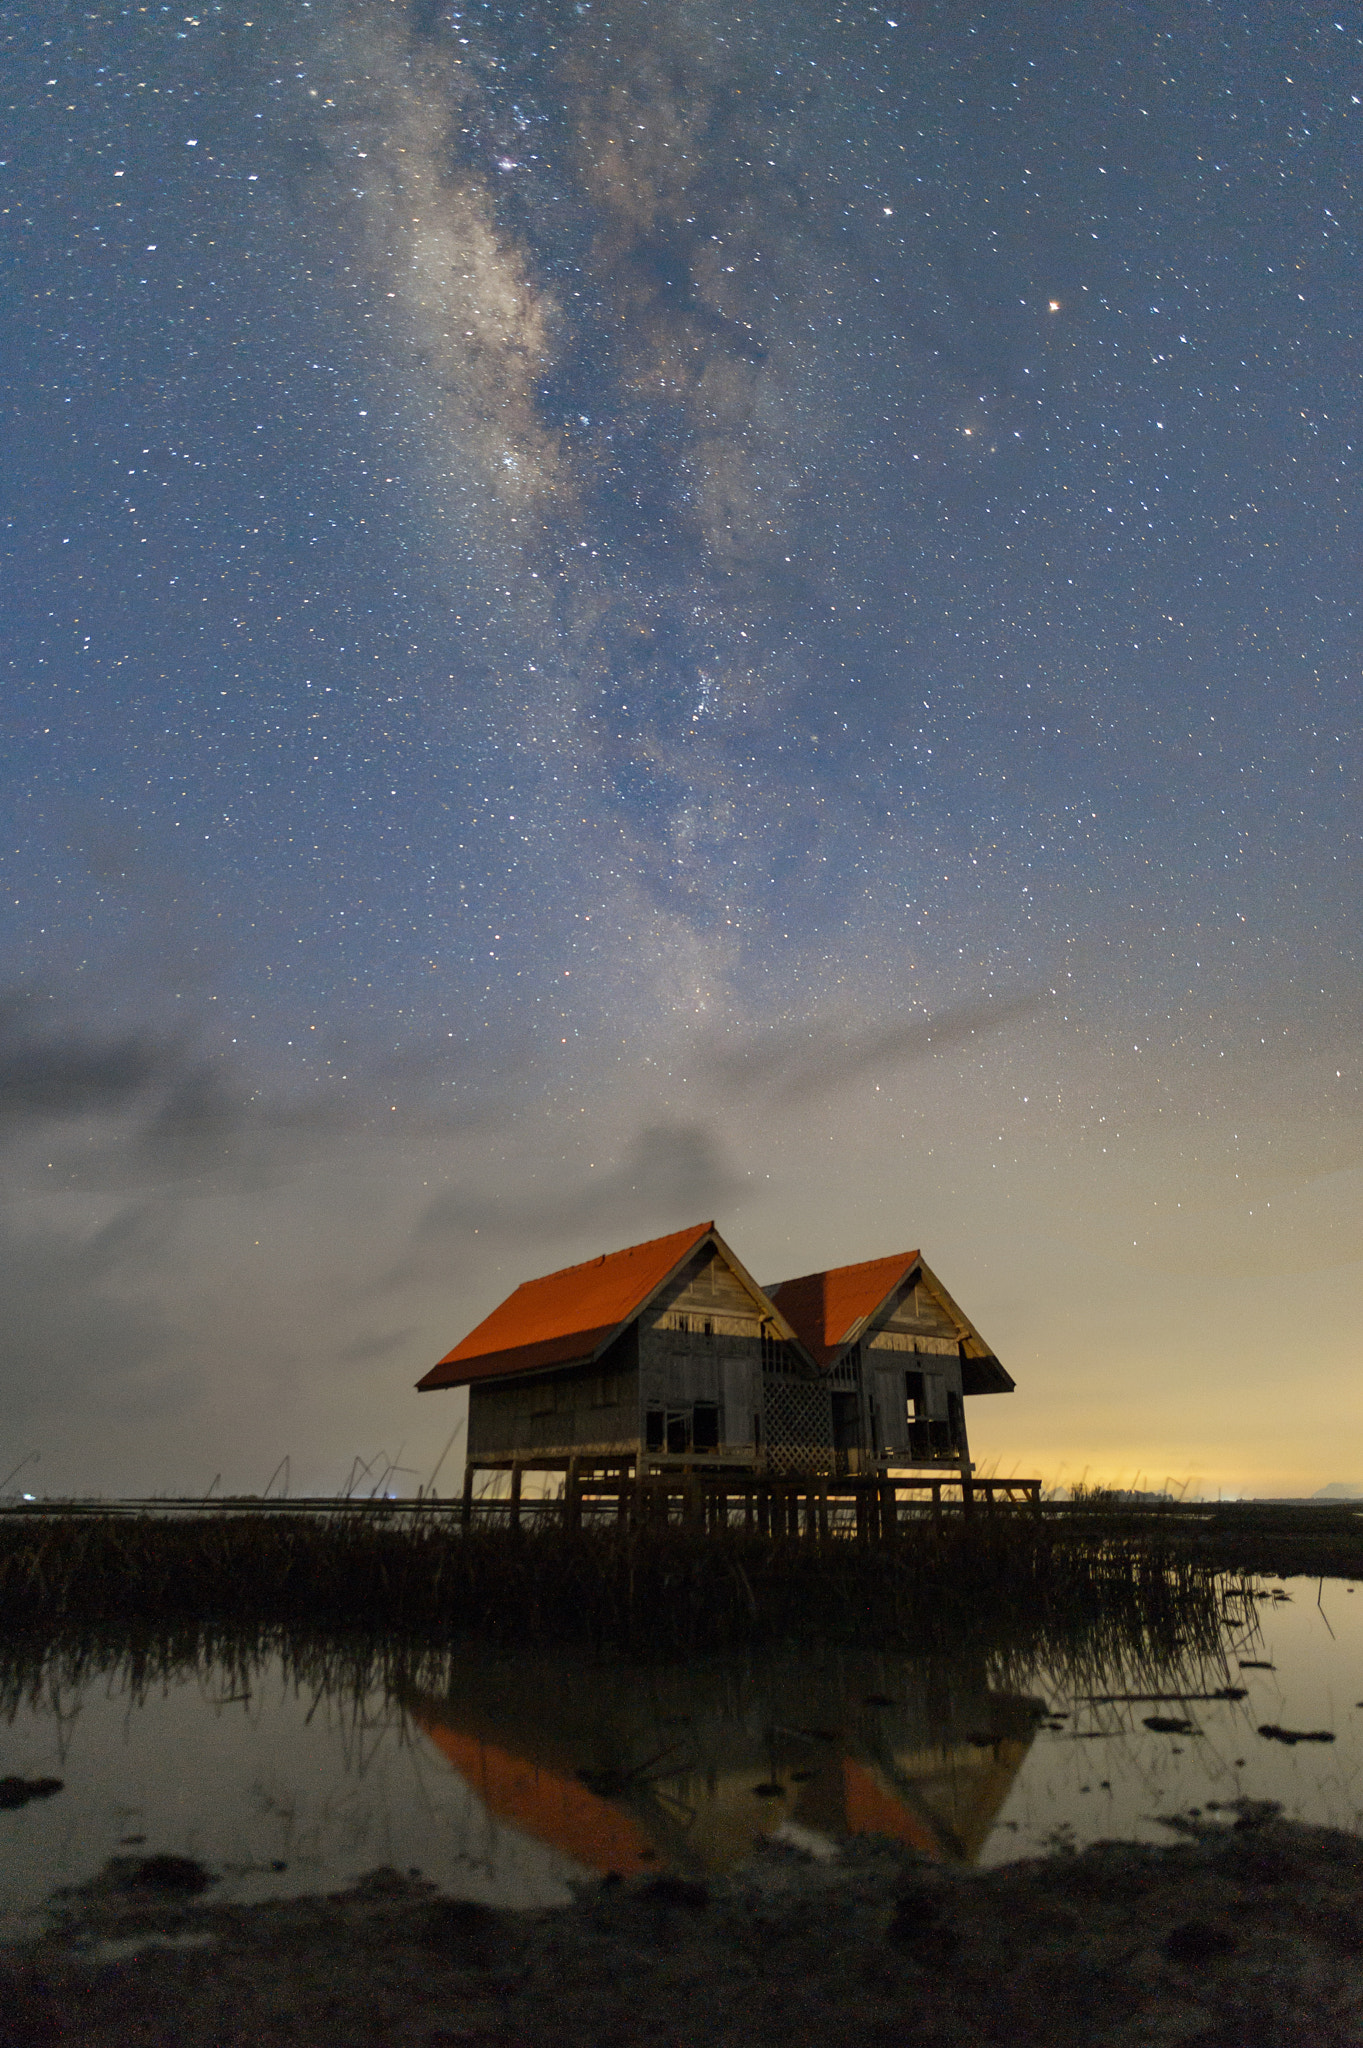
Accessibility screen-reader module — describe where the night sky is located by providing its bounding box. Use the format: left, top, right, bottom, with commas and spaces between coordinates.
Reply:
3, 0, 1359, 1500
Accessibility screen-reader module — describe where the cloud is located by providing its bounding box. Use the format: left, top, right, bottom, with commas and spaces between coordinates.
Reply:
387, 1117, 744, 1290
704, 988, 1051, 1103
0, 993, 320, 1191
0, 986, 510, 1194
0, 1203, 186, 1438
336, 1327, 419, 1365
0, 994, 168, 1125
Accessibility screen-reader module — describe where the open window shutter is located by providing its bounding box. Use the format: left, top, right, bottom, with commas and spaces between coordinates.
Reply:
874, 1364, 908, 1453
722, 1358, 757, 1447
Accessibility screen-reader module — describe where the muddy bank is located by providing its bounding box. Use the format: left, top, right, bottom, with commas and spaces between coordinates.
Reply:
4, 1817, 1362, 2047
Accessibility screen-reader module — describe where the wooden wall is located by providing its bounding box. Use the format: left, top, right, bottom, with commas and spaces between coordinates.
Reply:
865, 1278, 962, 1357
467, 1327, 639, 1459
466, 1247, 777, 1461
645, 1247, 767, 1337
640, 1248, 770, 1452
861, 1275, 967, 1459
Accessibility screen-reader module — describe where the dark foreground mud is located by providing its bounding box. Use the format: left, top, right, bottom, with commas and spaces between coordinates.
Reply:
5, 1817, 1363, 2047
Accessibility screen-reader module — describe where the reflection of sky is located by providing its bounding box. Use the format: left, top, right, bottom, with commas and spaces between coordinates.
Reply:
0, 1657, 579, 1940
984, 1576, 1363, 1864
3, 1577, 1362, 1927
2, 0, 1360, 1498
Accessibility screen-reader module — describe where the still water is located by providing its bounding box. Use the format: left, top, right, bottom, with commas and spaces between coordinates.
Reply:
3, 1576, 1361, 1935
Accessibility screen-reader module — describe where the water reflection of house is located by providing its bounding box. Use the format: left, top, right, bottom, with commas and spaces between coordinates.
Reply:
418, 1222, 1014, 1487
407, 1655, 1038, 1878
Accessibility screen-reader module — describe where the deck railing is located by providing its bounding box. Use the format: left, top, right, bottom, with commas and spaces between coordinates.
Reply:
0, 1470, 1041, 1541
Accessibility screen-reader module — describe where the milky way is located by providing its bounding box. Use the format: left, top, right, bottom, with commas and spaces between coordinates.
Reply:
2, 0, 1359, 1496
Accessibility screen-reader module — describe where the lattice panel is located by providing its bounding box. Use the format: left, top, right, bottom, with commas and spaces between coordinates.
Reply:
761, 1375, 833, 1474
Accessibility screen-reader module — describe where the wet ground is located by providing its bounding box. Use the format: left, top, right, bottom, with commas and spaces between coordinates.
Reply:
5, 1816, 1363, 2046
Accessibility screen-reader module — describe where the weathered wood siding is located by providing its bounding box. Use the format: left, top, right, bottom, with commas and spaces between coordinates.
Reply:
639, 1248, 769, 1453
862, 1276, 968, 1460
467, 1327, 639, 1459
866, 1279, 962, 1357
645, 1247, 767, 1336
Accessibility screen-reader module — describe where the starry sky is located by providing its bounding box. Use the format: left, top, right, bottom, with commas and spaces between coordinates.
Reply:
2, 0, 1359, 1501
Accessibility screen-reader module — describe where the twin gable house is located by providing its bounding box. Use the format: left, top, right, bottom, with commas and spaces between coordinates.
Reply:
418, 1222, 1013, 1484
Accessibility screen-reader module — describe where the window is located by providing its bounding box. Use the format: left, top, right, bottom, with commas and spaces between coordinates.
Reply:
904, 1370, 929, 1459
692, 1402, 720, 1452
761, 1328, 789, 1373
831, 1391, 860, 1451
645, 1409, 665, 1452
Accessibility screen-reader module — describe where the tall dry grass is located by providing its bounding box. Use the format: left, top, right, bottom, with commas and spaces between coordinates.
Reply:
0, 1507, 1243, 1678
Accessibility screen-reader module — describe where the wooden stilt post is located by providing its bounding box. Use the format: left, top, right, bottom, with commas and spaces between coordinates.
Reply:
509, 1462, 522, 1533
564, 1456, 581, 1534
880, 1476, 898, 1547
817, 1480, 830, 1541
461, 1461, 475, 1534
960, 1463, 975, 1516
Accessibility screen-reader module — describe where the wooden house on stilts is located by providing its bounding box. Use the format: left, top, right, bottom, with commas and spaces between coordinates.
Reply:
418, 1222, 1017, 1507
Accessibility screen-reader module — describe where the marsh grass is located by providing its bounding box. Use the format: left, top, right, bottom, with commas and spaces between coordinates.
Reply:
0, 1508, 1245, 1700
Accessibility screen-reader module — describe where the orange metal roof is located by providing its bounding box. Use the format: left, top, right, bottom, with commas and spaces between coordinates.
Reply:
768, 1251, 920, 1371
417, 1220, 715, 1391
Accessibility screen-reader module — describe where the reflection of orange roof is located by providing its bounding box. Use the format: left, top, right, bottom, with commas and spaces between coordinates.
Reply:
419, 1721, 657, 1875
769, 1252, 920, 1370
418, 1221, 715, 1390
841, 1758, 942, 1858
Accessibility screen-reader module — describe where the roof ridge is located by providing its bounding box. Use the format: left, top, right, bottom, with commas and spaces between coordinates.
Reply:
505, 1220, 715, 1291
773, 1248, 919, 1291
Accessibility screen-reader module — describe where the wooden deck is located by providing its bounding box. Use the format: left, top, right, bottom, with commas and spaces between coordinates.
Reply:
0, 1470, 1042, 1539
460, 1461, 1042, 1537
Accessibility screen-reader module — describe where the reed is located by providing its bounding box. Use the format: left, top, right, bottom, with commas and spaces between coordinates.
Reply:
0, 1506, 1239, 1679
